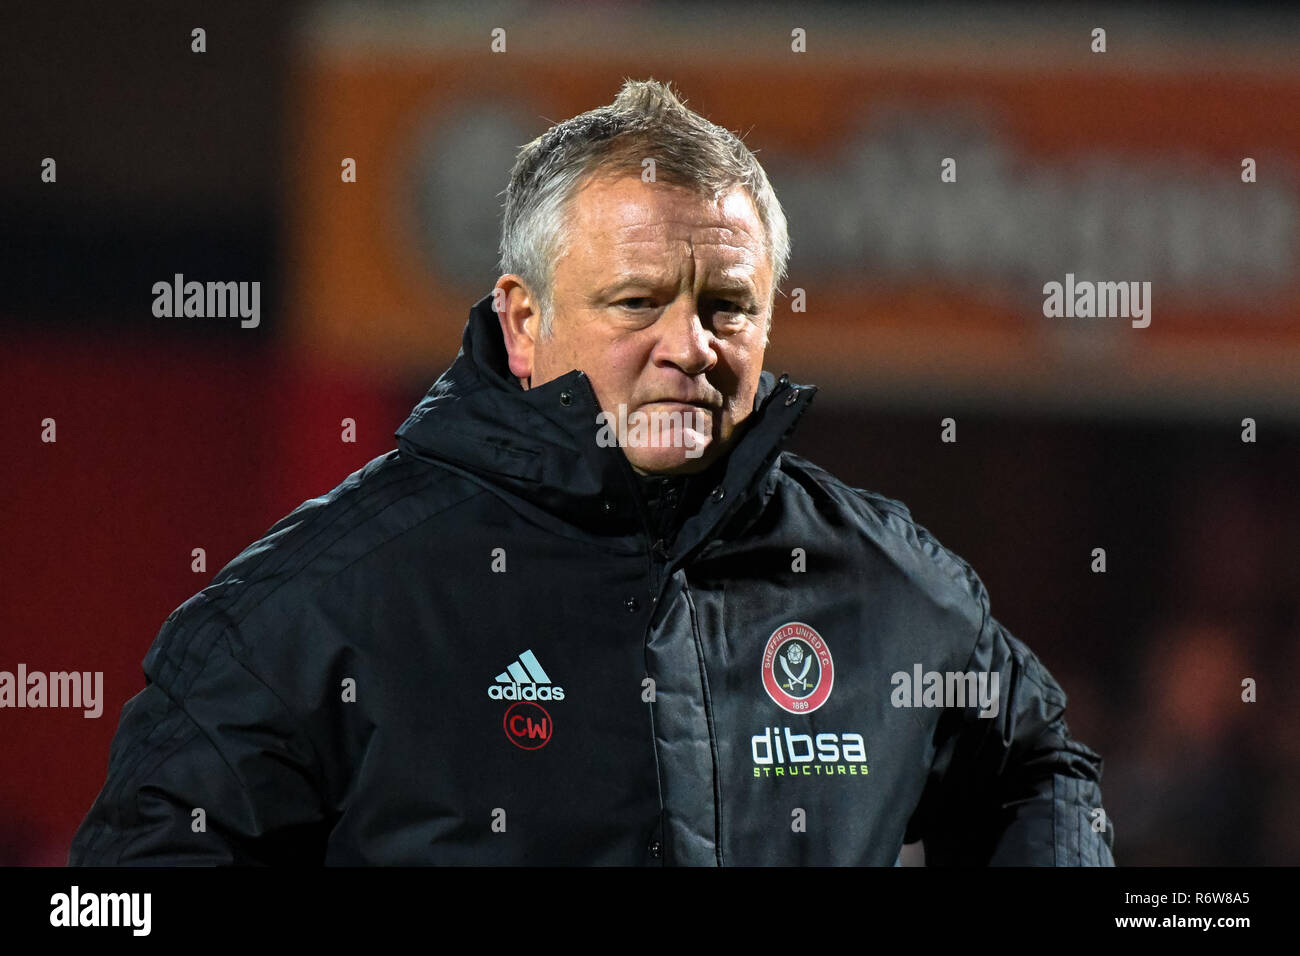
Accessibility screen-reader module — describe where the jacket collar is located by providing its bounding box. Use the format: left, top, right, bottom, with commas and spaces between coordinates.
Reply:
394, 292, 817, 555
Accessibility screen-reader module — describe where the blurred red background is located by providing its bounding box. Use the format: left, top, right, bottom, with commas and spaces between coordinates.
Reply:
2, 0, 1298, 865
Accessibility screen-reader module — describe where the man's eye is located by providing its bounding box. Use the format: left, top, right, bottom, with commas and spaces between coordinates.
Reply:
618, 298, 654, 310
714, 297, 757, 315
711, 301, 753, 325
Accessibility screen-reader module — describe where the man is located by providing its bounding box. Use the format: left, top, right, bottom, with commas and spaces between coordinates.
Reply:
70, 79, 1114, 866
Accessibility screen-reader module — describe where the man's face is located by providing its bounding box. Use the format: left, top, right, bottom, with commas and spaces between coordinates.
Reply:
496, 173, 773, 475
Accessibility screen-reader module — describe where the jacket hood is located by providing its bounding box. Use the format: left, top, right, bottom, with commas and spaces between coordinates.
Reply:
394, 292, 817, 552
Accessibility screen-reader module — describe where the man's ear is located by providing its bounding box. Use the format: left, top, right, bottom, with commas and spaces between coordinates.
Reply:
493, 277, 539, 385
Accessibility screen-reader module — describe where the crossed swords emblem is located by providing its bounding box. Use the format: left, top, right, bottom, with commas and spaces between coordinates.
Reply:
779, 642, 813, 691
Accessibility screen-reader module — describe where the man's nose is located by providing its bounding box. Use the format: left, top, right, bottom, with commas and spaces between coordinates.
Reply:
654, 301, 717, 375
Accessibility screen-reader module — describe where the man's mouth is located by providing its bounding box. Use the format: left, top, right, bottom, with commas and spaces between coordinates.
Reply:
643, 399, 718, 410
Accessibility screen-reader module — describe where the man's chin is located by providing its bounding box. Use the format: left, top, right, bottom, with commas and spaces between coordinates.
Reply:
625, 439, 714, 476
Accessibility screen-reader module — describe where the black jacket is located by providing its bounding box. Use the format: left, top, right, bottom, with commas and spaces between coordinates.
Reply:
70, 293, 1115, 866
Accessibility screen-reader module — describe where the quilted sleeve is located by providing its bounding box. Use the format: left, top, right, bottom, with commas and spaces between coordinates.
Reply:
904, 604, 1116, 867
69, 607, 331, 866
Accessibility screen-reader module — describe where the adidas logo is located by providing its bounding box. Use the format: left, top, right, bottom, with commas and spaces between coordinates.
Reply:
488, 649, 566, 701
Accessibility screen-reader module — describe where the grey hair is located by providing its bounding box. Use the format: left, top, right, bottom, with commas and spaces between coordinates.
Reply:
497, 77, 790, 341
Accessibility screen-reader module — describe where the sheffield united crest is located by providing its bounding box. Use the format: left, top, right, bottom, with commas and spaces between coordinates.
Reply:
762, 622, 834, 714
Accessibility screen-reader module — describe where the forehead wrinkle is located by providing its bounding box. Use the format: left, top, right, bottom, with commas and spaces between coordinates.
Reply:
611, 219, 757, 243
609, 232, 759, 263
604, 236, 761, 285
577, 190, 769, 293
